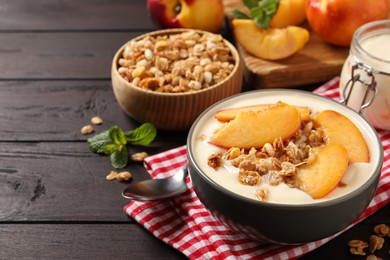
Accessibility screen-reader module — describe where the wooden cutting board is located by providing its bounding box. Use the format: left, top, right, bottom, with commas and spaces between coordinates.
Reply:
223, 0, 350, 89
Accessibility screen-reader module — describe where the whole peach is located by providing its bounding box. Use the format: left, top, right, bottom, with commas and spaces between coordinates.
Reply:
271, 0, 307, 28
147, 0, 225, 33
306, 0, 390, 46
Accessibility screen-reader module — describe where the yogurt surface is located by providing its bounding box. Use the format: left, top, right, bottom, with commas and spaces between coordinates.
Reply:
339, 30, 390, 130
190, 90, 379, 204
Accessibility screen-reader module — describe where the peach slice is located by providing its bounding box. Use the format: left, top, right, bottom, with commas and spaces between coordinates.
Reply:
297, 144, 349, 199
214, 104, 310, 122
314, 110, 370, 163
210, 102, 301, 149
231, 19, 309, 60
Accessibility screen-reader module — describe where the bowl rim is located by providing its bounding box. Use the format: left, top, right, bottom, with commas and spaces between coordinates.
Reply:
111, 28, 242, 97
187, 88, 384, 209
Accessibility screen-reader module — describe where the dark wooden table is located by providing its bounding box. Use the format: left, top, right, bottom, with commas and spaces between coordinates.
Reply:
0, 0, 388, 259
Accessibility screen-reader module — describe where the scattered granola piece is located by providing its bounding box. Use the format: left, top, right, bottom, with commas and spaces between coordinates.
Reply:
366, 254, 382, 260
81, 125, 94, 135
255, 188, 269, 201
106, 171, 118, 181
91, 116, 103, 125
224, 147, 241, 160
198, 134, 206, 141
208, 153, 222, 170
373, 224, 390, 237
116, 171, 132, 181
130, 152, 149, 162
369, 235, 384, 253
268, 171, 283, 186
239, 170, 261, 186
239, 160, 257, 172
279, 161, 297, 176
348, 240, 368, 256
106, 170, 132, 181
262, 143, 275, 157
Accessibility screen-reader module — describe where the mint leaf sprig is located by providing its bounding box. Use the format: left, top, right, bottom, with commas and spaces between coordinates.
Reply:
87, 123, 157, 169
232, 0, 280, 29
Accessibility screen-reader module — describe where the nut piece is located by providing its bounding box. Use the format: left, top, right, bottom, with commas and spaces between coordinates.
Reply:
369, 235, 384, 253
348, 240, 368, 256
130, 152, 149, 162
106, 171, 118, 181
198, 134, 206, 141
224, 147, 241, 160
91, 116, 103, 125
373, 224, 390, 237
208, 153, 222, 170
106, 171, 132, 181
117, 171, 132, 181
255, 188, 269, 201
81, 125, 94, 135
239, 170, 261, 186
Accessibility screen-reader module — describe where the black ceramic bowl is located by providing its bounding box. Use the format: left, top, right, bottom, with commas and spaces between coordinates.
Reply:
187, 89, 383, 244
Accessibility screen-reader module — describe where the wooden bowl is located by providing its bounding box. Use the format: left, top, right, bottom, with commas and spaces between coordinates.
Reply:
111, 28, 243, 131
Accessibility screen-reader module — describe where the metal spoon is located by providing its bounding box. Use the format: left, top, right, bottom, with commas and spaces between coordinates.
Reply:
122, 165, 188, 201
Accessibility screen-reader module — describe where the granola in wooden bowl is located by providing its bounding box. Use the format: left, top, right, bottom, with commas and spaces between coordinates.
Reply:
111, 28, 243, 131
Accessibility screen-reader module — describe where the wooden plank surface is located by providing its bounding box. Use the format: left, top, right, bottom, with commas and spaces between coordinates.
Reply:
0, 0, 154, 31
0, 80, 187, 143
0, 139, 185, 222
0, 0, 187, 259
0, 141, 135, 221
0, 80, 135, 141
223, 0, 349, 88
0, 33, 144, 79
0, 224, 186, 260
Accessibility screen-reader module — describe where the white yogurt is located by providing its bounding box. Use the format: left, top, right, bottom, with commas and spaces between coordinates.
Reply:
190, 90, 380, 204
339, 21, 390, 130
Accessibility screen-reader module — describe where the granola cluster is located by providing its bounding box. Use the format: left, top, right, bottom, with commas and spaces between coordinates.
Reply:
208, 117, 326, 201
117, 31, 235, 93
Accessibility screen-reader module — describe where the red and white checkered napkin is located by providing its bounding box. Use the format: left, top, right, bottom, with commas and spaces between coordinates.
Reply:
125, 77, 390, 260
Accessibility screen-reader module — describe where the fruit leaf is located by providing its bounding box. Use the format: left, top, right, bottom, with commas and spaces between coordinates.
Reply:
87, 130, 112, 154
234, 0, 280, 29
232, 10, 251, 20
87, 126, 127, 155
87, 123, 157, 169
110, 145, 128, 169
242, 0, 259, 9
125, 123, 157, 146
109, 126, 127, 146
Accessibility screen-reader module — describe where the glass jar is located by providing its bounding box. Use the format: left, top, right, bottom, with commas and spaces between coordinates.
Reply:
339, 19, 390, 130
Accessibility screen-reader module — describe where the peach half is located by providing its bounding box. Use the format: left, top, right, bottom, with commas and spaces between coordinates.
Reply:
210, 102, 301, 149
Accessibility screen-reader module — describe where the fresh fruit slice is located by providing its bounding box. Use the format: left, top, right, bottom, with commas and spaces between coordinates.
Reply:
210, 102, 301, 149
314, 110, 370, 163
231, 19, 309, 60
215, 104, 310, 122
271, 0, 307, 28
296, 144, 349, 199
